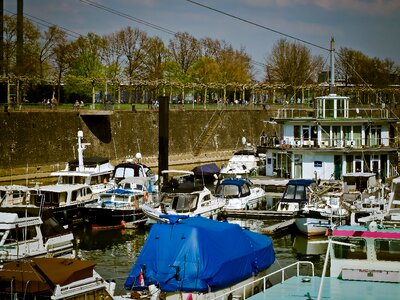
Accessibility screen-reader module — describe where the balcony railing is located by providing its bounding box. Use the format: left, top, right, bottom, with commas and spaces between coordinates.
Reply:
259, 136, 399, 149
276, 107, 391, 119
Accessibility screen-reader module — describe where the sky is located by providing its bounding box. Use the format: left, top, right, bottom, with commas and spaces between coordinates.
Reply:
5, 0, 400, 80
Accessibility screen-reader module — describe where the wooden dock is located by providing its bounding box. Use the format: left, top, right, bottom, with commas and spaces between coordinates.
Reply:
223, 209, 294, 220
262, 218, 296, 235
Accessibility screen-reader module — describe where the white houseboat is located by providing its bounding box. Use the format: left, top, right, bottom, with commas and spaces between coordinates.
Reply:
261, 38, 399, 182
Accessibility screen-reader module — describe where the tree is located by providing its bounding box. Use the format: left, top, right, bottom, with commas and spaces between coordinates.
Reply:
168, 32, 200, 77
337, 47, 399, 87
265, 39, 323, 100
64, 33, 105, 100
37, 26, 67, 82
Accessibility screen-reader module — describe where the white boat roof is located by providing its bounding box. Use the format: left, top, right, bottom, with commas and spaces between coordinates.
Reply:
0, 185, 30, 192
161, 170, 194, 176
315, 93, 350, 100
31, 184, 90, 193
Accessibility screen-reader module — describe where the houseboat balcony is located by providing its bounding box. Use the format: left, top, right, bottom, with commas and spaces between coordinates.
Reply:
259, 136, 399, 150
275, 107, 392, 121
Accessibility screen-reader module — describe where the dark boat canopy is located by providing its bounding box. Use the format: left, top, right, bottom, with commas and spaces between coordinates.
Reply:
281, 179, 315, 203
191, 163, 220, 177
124, 216, 275, 293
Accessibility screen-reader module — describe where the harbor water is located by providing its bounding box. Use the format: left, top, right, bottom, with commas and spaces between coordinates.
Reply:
73, 193, 329, 296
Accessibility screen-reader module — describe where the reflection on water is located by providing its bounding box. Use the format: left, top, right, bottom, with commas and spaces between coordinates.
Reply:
292, 234, 328, 260
74, 226, 148, 295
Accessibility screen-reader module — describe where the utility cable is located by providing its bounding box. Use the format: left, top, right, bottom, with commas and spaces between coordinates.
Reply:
185, 0, 330, 52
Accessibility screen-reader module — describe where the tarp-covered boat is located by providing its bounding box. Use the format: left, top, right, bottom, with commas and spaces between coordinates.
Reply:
124, 215, 275, 293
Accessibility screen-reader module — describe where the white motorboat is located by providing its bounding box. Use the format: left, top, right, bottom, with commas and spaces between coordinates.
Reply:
29, 183, 97, 226
51, 130, 114, 194
84, 177, 150, 229
220, 143, 265, 177
141, 170, 226, 223
276, 179, 316, 213
294, 195, 348, 236
215, 177, 266, 210
0, 206, 75, 262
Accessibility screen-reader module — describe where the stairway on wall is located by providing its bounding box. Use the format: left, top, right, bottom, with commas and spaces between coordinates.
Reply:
192, 109, 225, 157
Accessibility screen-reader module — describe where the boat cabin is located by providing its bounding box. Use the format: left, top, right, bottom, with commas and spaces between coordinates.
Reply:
215, 178, 252, 199
330, 222, 400, 282
277, 179, 316, 212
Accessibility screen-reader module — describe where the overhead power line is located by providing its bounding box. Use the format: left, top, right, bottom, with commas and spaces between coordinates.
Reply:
79, 0, 266, 68
5, 9, 81, 39
185, 0, 330, 52
79, 0, 176, 36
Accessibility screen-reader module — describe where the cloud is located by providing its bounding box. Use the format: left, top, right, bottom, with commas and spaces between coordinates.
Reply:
244, 0, 400, 15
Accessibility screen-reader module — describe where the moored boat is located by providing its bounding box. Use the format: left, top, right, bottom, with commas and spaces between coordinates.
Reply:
0, 206, 75, 262
0, 257, 116, 299
121, 215, 275, 300
84, 177, 150, 229
141, 170, 226, 223
276, 179, 316, 213
215, 177, 266, 210
51, 130, 114, 194
232, 221, 400, 300
220, 143, 265, 178
0, 184, 30, 206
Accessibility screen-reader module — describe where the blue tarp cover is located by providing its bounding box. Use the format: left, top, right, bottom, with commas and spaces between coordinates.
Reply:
124, 216, 275, 292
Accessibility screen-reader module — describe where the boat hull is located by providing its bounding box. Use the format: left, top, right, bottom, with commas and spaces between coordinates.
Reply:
295, 217, 330, 236
85, 207, 145, 229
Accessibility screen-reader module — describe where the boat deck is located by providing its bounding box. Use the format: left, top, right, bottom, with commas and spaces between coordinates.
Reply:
248, 276, 399, 300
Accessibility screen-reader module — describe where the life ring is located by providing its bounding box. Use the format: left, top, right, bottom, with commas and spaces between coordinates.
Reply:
144, 191, 149, 202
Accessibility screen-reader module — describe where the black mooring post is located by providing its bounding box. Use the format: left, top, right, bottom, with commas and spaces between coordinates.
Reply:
158, 96, 169, 183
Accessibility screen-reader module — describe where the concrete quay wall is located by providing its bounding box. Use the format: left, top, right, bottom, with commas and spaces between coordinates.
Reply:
0, 109, 274, 181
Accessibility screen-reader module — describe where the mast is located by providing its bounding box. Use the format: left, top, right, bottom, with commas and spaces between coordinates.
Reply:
77, 130, 90, 172
329, 37, 335, 94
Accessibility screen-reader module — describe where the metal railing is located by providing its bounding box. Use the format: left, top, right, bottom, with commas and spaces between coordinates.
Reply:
276, 107, 392, 119
212, 261, 315, 300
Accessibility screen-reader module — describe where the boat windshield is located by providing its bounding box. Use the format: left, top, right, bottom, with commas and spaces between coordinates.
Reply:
282, 184, 307, 202
161, 194, 198, 213
215, 185, 240, 198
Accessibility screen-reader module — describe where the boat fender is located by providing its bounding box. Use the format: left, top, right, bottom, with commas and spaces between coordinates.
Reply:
144, 191, 149, 202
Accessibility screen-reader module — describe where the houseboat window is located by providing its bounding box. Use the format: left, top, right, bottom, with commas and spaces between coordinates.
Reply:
332, 126, 341, 147
346, 155, 353, 173
333, 237, 367, 260
353, 126, 361, 147
172, 194, 198, 213
375, 239, 400, 261
321, 126, 330, 146
337, 98, 345, 118
343, 126, 351, 144
294, 126, 301, 141
326, 99, 334, 118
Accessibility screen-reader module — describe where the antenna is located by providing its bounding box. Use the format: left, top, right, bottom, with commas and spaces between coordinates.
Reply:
329, 37, 335, 94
